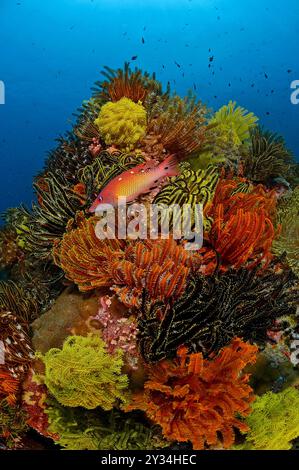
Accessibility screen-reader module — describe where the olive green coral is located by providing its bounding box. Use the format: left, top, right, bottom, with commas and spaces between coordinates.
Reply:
38, 335, 129, 410
237, 387, 299, 450
94, 97, 147, 150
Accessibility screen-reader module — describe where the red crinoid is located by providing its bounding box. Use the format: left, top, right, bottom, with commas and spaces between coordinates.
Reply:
126, 338, 257, 449
111, 238, 204, 307
22, 370, 59, 440
205, 178, 277, 270
100, 64, 150, 103
0, 367, 20, 405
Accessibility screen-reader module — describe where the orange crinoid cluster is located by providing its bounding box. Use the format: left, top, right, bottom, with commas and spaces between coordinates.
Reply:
126, 338, 258, 449
53, 212, 210, 307
205, 177, 278, 270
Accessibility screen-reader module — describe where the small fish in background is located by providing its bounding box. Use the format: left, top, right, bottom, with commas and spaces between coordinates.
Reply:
89, 154, 179, 212
131, 55, 138, 60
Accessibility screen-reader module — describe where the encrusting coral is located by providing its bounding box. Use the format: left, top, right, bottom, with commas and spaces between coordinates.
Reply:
1, 63, 299, 450
31, 287, 99, 353
126, 338, 257, 450
37, 335, 129, 410
88, 296, 139, 371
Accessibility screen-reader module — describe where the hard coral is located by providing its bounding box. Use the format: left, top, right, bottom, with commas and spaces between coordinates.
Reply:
38, 335, 129, 410
94, 97, 147, 150
32, 287, 99, 353
126, 338, 257, 450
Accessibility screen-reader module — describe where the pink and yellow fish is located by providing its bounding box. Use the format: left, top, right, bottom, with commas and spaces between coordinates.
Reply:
89, 154, 179, 212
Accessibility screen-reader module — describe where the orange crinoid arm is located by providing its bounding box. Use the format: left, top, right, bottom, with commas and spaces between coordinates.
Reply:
53, 213, 207, 306
205, 178, 278, 270
0, 367, 20, 405
126, 338, 257, 450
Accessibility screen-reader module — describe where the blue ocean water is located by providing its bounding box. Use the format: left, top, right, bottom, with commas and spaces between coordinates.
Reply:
0, 0, 298, 217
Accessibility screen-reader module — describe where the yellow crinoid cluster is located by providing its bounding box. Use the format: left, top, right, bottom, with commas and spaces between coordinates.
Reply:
94, 97, 147, 150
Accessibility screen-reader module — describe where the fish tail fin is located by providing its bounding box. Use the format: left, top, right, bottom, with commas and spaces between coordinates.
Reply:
159, 154, 180, 177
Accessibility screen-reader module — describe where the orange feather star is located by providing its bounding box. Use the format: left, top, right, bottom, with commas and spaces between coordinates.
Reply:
126, 338, 257, 449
